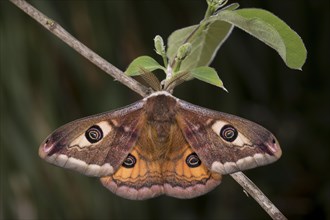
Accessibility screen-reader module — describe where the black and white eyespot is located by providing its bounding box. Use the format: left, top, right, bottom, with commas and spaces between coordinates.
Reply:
85, 125, 103, 143
122, 153, 136, 168
212, 120, 252, 146
186, 152, 201, 168
69, 121, 111, 148
220, 124, 238, 142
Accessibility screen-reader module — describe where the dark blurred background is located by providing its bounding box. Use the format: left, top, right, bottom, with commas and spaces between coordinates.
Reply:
1, 0, 329, 219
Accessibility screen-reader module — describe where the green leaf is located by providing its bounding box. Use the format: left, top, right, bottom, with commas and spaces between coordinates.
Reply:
167, 20, 233, 72
167, 25, 196, 64
215, 8, 307, 70
190, 66, 226, 90
125, 56, 165, 76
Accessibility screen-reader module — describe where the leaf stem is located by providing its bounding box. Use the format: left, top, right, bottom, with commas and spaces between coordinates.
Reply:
204, 4, 214, 20
170, 0, 222, 69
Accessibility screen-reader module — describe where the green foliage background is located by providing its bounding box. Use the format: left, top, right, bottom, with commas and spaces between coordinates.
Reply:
1, 0, 329, 219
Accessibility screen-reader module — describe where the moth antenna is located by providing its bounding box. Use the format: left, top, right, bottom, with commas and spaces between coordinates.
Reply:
164, 71, 192, 91
134, 67, 161, 91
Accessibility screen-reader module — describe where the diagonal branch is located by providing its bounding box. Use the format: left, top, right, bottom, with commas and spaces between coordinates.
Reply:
10, 0, 286, 219
231, 172, 287, 220
9, 0, 149, 98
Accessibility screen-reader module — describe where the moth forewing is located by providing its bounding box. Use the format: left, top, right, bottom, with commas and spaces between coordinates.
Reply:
39, 100, 146, 177
176, 98, 282, 175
